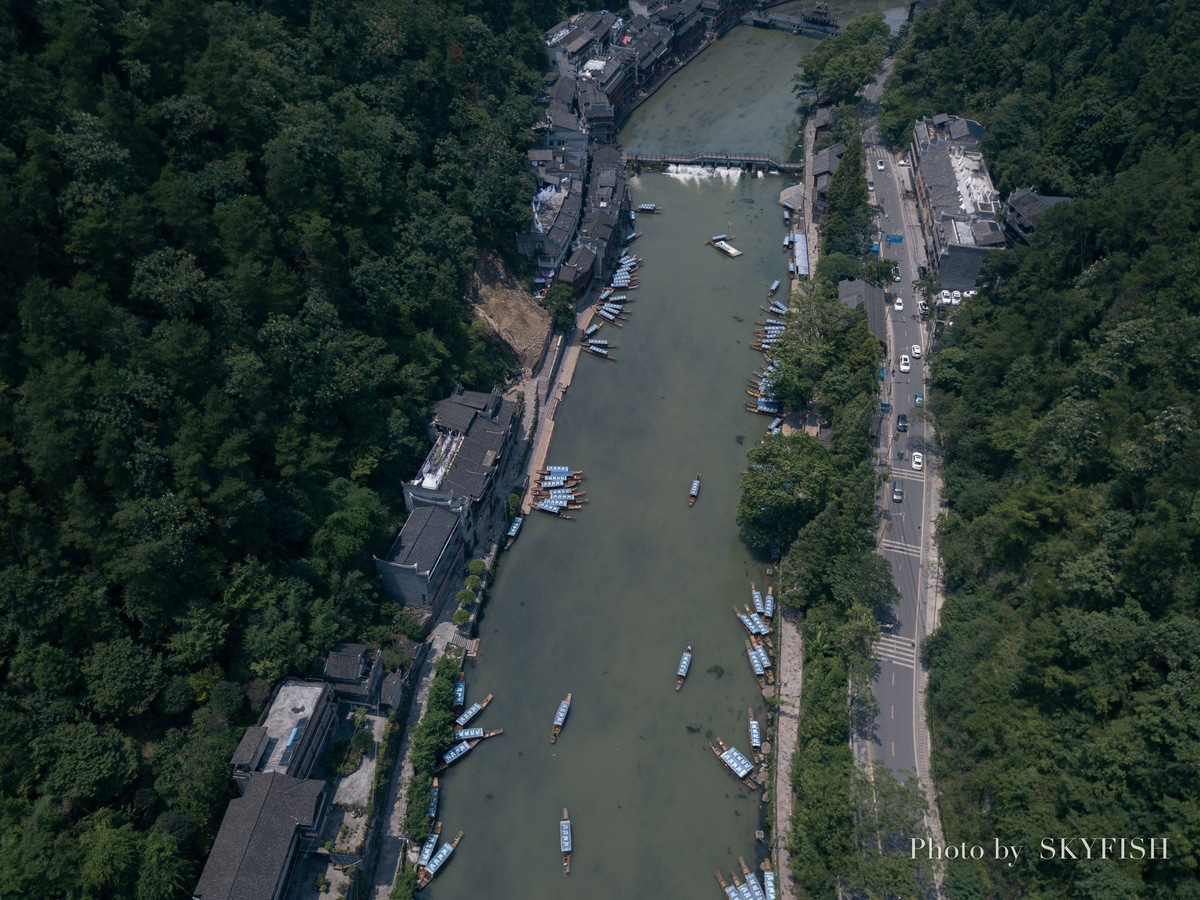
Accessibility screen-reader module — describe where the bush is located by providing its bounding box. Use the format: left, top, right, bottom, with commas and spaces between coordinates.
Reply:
464, 574, 482, 592
451, 608, 471, 627
467, 559, 486, 578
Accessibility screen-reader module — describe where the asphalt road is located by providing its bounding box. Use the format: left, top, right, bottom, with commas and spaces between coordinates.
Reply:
868, 146, 934, 778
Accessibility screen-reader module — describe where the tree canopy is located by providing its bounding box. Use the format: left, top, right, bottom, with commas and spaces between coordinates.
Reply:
0, 0, 552, 888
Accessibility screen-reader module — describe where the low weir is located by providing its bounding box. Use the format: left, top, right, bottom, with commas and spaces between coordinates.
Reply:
623, 152, 804, 173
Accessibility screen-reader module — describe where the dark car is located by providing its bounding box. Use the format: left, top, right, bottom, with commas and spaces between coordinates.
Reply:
918, 265, 927, 279
897, 413, 908, 432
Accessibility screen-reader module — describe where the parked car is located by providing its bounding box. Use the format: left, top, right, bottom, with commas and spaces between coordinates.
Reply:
868, 179, 875, 191
939, 289, 952, 305
911, 452, 924, 471
897, 413, 908, 432
918, 265, 927, 278
951, 290, 962, 305
877, 158, 886, 171
914, 391, 924, 406
911, 344, 922, 358
892, 484, 904, 502
899, 355, 911, 373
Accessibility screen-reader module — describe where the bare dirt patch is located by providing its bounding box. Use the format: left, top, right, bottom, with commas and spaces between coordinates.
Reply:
468, 250, 552, 372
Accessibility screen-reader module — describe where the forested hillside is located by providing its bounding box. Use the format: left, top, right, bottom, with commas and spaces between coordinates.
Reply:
0, 0, 566, 893
881, 0, 1200, 895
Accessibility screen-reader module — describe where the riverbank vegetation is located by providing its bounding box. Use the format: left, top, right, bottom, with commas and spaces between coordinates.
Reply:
0, 0, 563, 890
877, 0, 1200, 895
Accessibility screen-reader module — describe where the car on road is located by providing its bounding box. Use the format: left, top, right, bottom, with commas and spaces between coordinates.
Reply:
899, 354, 911, 373
894, 298, 904, 312
911, 452, 924, 471
914, 391, 924, 406
868, 179, 875, 191
893, 266, 902, 282
892, 483, 904, 502
911, 344, 921, 358
877, 158, 886, 171
897, 413, 908, 432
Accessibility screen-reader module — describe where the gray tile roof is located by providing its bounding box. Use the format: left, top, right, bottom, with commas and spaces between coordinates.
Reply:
231, 727, 269, 769
193, 772, 323, 900
324, 643, 368, 682
391, 506, 460, 573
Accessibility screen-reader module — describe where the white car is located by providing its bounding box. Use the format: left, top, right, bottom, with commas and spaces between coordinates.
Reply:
894, 298, 904, 312
939, 289, 951, 305
899, 354, 911, 373
911, 452, 924, 471
951, 290, 962, 305
877, 158, 885, 171
911, 344, 922, 358
964, 290, 977, 298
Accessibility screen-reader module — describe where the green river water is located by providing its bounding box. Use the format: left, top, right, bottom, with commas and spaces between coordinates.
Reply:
430, 7, 904, 897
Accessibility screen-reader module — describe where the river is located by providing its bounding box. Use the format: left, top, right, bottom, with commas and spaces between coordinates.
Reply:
430, 7, 904, 898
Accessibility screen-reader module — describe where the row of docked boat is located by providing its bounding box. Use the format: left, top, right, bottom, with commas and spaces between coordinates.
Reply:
416, 822, 464, 889
584, 252, 645, 359
531, 466, 587, 520
715, 857, 777, 900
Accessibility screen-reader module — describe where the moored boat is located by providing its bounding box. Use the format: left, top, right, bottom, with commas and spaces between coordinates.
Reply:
539, 466, 583, 478
505, 515, 523, 549
436, 740, 474, 771
740, 857, 767, 900
716, 870, 740, 900
551, 693, 571, 743
560, 808, 572, 874
713, 240, 743, 257
711, 737, 758, 790
453, 726, 504, 741
637, 203, 662, 213
731, 871, 752, 900
689, 473, 701, 506
623, 231, 642, 244
418, 820, 442, 868
676, 643, 693, 691
535, 501, 575, 518
454, 692, 493, 727
748, 709, 762, 762
751, 583, 765, 615
763, 860, 777, 900
746, 639, 767, 687
764, 586, 775, 618
426, 777, 440, 820
768, 279, 781, 296
416, 830, 463, 889
582, 345, 616, 360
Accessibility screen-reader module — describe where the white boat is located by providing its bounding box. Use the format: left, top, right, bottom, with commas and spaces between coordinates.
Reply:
676, 643, 693, 691
713, 240, 743, 257
551, 693, 571, 743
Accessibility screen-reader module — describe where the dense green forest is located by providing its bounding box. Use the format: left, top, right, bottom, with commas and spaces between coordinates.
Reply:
0, 0, 576, 893
878, 0, 1200, 895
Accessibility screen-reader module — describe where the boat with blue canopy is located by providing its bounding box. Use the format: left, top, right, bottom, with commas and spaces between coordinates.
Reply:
418, 821, 441, 868
689, 473, 701, 506
551, 693, 571, 743
764, 586, 775, 618
711, 737, 758, 790
716, 870, 740, 900
454, 727, 484, 740
740, 857, 767, 900
417, 830, 463, 889
751, 584, 764, 615
439, 740, 473, 768
454, 693, 492, 727
768, 279, 781, 295
676, 643, 693, 691
426, 778, 439, 819
560, 808, 572, 874
748, 710, 762, 752
453, 678, 466, 707
747, 641, 766, 681
764, 864, 776, 900
505, 516, 523, 549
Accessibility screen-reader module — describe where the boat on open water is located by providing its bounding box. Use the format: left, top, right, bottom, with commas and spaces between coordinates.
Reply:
689, 473, 701, 506
551, 693, 571, 743
676, 643, 693, 691
560, 808, 572, 874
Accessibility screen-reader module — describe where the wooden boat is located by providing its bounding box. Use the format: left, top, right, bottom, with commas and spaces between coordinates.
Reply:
426, 777, 440, 820
705, 233, 732, 244
623, 231, 642, 244
454, 693, 493, 727
764, 586, 775, 618
416, 830, 463, 888
637, 203, 662, 213
713, 240, 743, 257
731, 871, 748, 900
418, 820, 442, 869
551, 693, 571, 743
716, 870, 740, 900
534, 501, 575, 519
676, 643, 693, 691
539, 467, 584, 479
560, 808, 572, 874
583, 322, 603, 337
768, 279, 781, 296
586, 340, 616, 348
505, 515, 523, 549
744, 606, 773, 647
711, 737, 758, 790
582, 345, 616, 360
740, 857, 767, 900
763, 859, 776, 900
746, 639, 768, 688
751, 636, 775, 684
748, 709, 763, 763
751, 583, 765, 615
538, 476, 581, 489
595, 309, 624, 326
688, 473, 701, 506
434, 739, 475, 772
454, 726, 503, 741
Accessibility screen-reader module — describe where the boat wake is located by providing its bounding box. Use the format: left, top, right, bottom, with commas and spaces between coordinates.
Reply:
666, 164, 743, 184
